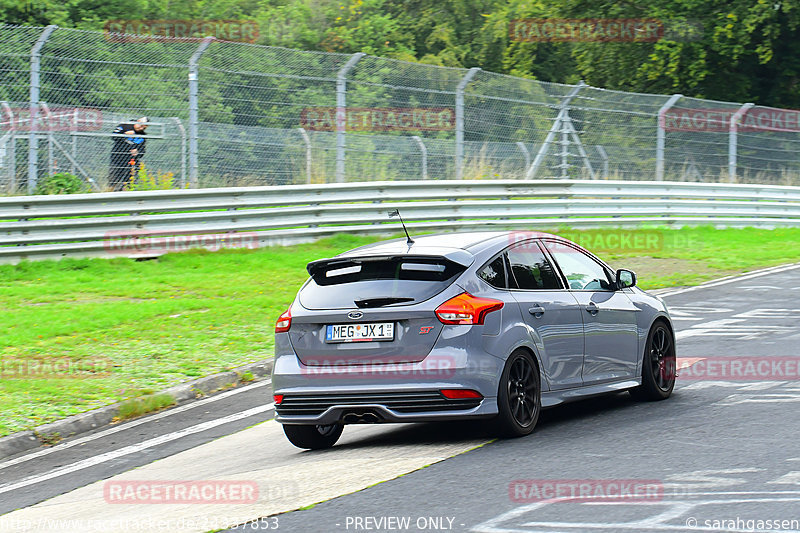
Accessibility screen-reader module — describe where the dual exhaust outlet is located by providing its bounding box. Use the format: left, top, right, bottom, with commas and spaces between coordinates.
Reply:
342, 411, 382, 424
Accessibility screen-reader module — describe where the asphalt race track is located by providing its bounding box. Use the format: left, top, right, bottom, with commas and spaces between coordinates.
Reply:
2, 263, 800, 533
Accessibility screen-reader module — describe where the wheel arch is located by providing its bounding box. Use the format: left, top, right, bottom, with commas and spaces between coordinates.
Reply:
507, 342, 546, 391
653, 314, 675, 338
638, 315, 675, 377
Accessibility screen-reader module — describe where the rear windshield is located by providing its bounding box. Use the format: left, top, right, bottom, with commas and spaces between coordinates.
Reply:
300, 256, 465, 310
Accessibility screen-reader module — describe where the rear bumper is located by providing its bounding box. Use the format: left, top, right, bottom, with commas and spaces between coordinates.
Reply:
271, 346, 503, 425
276, 397, 496, 425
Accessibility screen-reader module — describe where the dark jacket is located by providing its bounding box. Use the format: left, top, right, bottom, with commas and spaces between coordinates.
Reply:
110, 123, 147, 163
108, 123, 147, 190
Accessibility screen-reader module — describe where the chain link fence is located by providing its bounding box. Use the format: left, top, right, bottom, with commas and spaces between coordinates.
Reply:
2, 23, 800, 194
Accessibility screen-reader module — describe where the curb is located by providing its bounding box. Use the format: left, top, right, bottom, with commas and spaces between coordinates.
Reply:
0, 359, 273, 461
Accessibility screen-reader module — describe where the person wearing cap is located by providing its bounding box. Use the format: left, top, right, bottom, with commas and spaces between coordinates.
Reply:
108, 117, 148, 191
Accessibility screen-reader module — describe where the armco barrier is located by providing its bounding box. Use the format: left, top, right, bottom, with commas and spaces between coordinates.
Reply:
2, 180, 800, 263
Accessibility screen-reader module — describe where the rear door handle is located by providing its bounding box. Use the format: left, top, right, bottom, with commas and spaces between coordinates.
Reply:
585, 301, 599, 316
528, 306, 545, 318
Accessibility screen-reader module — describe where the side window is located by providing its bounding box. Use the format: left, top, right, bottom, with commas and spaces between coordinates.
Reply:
543, 240, 613, 291
506, 242, 561, 290
479, 254, 507, 288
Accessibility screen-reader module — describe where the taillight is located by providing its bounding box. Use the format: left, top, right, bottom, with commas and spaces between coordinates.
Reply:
275, 308, 291, 333
273, 394, 284, 404
440, 389, 483, 399
435, 292, 503, 325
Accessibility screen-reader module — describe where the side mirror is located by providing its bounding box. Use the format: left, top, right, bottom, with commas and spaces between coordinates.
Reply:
616, 269, 636, 290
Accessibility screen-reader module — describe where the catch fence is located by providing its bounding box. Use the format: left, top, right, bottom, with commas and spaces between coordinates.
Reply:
2, 24, 799, 193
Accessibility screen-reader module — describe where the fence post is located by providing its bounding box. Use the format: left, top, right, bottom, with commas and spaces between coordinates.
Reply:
411, 135, 427, 180
71, 107, 78, 176
527, 81, 584, 179
596, 145, 609, 178
298, 127, 312, 183
728, 103, 754, 183
172, 118, 187, 188
28, 24, 57, 194
336, 52, 365, 183
455, 67, 480, 180
41, 102, 54, 174
2, 102, 15, 191
655, 93, 682, 181
560, 107, 570, 179
188, 36, 214, 188
516, 142, 530, 178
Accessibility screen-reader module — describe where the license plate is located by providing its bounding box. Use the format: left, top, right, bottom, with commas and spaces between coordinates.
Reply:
326, 322, 394, 343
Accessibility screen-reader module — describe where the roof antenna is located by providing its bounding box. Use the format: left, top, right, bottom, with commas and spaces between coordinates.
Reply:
388, 209, 414, 245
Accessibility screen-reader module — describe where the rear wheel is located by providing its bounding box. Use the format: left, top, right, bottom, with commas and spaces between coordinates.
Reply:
283, 423, 343, 450
630, 321, 676, 401
493, 349, 541, 438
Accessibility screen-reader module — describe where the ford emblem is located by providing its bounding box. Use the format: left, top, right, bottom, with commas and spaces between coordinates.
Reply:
347, 311, 363, 320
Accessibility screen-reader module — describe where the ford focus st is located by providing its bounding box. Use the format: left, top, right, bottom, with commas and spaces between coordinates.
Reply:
272, 231, 676, 449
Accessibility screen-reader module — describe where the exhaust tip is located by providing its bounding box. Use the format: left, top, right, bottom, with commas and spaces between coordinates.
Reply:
343, 413, 360, 424
362, 412, 380, 423
342, 411, 382, 424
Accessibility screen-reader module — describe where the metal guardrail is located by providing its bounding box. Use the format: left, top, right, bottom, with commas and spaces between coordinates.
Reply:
2, 180, 800, 263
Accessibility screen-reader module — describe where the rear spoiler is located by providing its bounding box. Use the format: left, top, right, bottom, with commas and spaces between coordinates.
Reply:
306, 251, 474, 277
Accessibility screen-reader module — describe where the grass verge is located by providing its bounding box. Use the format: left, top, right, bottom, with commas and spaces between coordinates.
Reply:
1, 227, 800, 436
117, 393, 177, 421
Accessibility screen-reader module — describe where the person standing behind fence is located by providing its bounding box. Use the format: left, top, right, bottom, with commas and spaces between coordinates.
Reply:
108, 117, 148, 191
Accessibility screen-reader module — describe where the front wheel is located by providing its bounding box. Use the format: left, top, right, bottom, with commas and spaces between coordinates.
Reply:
630, 321, 676, 401
493, 349, 541, 438
283, 423, 343, 450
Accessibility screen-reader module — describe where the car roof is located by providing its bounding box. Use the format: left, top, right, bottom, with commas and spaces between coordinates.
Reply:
339, 231, 563, 256
314, 230, 609, 275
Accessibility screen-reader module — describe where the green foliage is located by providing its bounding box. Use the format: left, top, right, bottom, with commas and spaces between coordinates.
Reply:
2, 0, 800, 125
130, 164, 177, 191
4, 0, 800, 107
34, 172, 88, 195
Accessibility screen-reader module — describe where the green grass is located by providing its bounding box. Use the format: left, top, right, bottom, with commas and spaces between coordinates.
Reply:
117, 393, 176, 420
597, 226, 800, 288
1, 226, 800, 436
0, 233, 379, 436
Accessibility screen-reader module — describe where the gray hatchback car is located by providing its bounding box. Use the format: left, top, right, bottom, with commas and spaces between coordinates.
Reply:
272, 231, 676, 449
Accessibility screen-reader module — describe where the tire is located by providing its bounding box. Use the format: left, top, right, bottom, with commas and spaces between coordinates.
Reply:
630, 320, 676, 401
493, 349, 541, 438
282, 423, 343, 450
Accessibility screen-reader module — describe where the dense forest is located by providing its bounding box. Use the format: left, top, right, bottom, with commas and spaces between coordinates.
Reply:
2, 0, 799, 108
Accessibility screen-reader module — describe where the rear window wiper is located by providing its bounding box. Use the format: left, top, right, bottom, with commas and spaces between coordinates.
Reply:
354, 297, 415, 308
